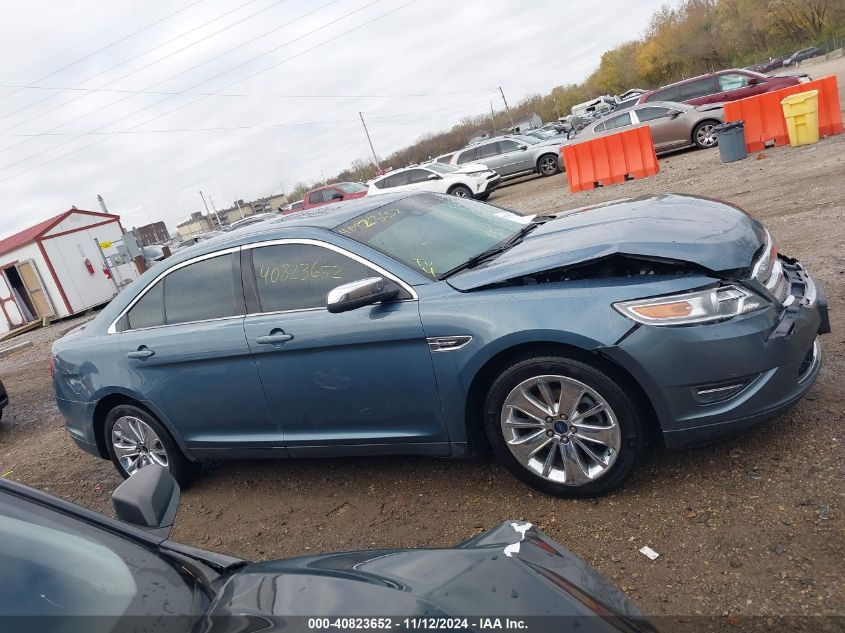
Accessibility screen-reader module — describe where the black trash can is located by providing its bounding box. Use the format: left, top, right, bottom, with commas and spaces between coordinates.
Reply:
714, 120, 747, 163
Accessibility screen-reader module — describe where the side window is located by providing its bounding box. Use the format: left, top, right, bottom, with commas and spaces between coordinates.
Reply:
603, 112, 632, 131
164, 253, 239, 325
308, 190, 323, 204
251, 243, 394, 312
456, 147, 480, 165
718, 73, 749, 91
383, 171, 410, 188
478, 142, 500, 159
125, 280, 164, 330
654, 86, 680, 102
373, 177, 388, 190
635, 107, 672, 122
498, 139, 519, 152
406, 169, 431, 184
593, 122, 606, 133
680, 78, 717, 100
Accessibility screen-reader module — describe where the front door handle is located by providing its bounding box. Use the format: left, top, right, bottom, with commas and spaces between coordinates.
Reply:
127, 346, 155, 359
256, 329, 294, 345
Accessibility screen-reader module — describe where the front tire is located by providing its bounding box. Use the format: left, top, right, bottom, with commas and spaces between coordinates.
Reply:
537, 153, 561, 176
692, 120, 719, 148
449, 184, 473, 198
105, 404, 196, 487
484, 355, 644, 497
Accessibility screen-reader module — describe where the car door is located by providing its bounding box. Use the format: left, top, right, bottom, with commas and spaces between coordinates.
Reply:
496, 139, 533, 174
474, 140, 507, 173
680, 77, 720, 104
241, 240, 449, 456
117, 249, 281, 455
633, 106, 683, 150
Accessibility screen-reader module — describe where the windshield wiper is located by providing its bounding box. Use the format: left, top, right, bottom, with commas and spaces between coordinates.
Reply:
437, 216, 551, 280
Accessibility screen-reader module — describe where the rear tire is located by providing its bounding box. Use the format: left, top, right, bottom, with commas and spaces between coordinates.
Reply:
449, 184, 473, 198
483, 354, 644, 497
692, 120, 720, 148
537, 154, 561, 176
104, 404, 197, 487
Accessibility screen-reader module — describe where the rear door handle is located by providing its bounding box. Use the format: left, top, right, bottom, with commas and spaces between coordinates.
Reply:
256, 329, 294, 345
127, 346, 155, 359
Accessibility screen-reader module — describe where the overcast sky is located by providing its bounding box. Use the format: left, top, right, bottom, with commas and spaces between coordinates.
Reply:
0, 0, 674, 238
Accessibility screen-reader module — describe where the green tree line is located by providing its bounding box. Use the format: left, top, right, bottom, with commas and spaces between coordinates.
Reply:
287, 0, 844, 200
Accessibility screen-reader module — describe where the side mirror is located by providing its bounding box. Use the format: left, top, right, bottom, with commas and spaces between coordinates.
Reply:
427, 173, 440, 180
748, 77, 761, 85
327, 277, 399, 314
517, 144, 528, 151
669, 110, 682, 119
330, 192, 344, 200
112, 466, 180, 539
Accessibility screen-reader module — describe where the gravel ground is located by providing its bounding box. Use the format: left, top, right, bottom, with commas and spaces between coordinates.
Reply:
1, 58, 843, 626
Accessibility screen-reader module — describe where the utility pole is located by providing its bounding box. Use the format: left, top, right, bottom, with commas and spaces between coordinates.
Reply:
359, 111, 382, 173
279, 182, 289, 205
489, 101, 498, 133
499, 86, 515, 129
199, 190, 222, 229
234, 198, 244, 219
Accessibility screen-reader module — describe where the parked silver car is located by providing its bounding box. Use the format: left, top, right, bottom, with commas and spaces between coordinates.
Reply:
571, 101, 724, 153
450, 134, 563, 177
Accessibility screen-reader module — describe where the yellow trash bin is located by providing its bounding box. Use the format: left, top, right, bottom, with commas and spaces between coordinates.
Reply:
780, 90, 820, 147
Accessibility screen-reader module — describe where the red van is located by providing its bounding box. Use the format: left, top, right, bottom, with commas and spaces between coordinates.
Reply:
638, 69, 807, 106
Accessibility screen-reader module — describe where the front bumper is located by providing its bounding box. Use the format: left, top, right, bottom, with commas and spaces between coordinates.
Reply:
475, 174, 501, 196
604, 260, 828, 449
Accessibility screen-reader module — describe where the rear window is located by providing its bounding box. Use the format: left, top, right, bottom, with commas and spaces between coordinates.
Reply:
308, 190, 325, 204
336, 182, 367, 194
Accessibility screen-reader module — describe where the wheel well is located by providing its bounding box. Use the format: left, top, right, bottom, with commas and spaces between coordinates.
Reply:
447, 183, 469, 194
91, 394, 154, 459
463, 342, 662, 456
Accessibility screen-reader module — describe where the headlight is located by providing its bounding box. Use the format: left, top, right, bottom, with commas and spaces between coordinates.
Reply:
613, 285, 766, 326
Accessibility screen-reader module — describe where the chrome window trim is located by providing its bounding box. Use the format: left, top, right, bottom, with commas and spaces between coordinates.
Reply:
242, 237, 418, 301
107, 247, 242, 335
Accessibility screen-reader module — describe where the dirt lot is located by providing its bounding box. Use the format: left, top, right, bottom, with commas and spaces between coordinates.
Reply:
1, 57, 844, 623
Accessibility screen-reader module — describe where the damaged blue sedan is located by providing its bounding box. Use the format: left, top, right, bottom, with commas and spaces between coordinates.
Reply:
52, 192, 829, 497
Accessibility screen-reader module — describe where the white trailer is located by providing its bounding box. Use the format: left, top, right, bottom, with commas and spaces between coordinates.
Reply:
0, 208, 138, 334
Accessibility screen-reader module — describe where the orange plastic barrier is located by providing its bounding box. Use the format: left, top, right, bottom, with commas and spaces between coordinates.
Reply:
723, 75, 843, 152
562, 125, 659, 193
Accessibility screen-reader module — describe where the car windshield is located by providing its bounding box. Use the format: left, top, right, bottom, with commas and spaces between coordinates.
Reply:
337, 182, 368, 194
333, 193, 530, 279
426, 163, 459, 174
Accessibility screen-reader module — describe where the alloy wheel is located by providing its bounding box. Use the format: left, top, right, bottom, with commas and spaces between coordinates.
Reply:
697, 124, 717, 147
452, 187, 470, 198
500, 375, 621, 485
539, 156, 558, 175
111, 415, 169, 475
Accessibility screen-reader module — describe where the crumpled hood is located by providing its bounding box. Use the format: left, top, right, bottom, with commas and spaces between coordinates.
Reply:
203, 522, 654, 630
448, 194, 766, 291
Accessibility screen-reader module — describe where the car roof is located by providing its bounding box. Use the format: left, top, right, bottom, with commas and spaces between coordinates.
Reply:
267, 192, 416, 229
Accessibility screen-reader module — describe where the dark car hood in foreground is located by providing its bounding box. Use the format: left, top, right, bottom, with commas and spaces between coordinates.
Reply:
203, 522, 654, 632
448, 194, 766, 291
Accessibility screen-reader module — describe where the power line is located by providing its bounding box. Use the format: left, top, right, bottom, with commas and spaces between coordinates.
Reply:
0, 0, 209, 104
0, 0, 419, 184
0, 93, 483, 138
0, 0, 112, 60
0, 0, 279, 130
0, 83, 496, 100
0, 0, 331, 150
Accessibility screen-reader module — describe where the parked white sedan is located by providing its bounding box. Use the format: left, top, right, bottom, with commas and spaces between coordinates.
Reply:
367, 162, 501, 200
